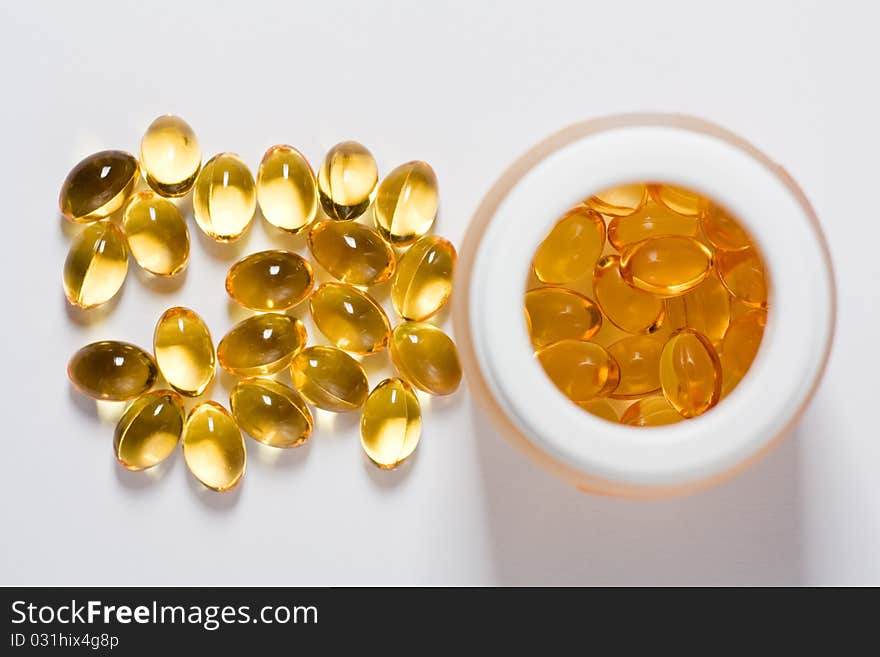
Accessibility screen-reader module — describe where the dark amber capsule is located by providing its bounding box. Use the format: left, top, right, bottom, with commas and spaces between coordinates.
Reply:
182, 402, 246, 492
361, 378, 422, 469
114, 390, 185, 471
389, 322, 462, 396
230, 378, 313, 448
533, 205, 605, 284
620, 236, 713, 297
291, 345, 369, 412
308, 221, 396, 286
594, 255, 664, 334
63, 221, 128, 308
701, 204, 751, 252
606, 334, 664, 399
391, 235, 457, 321
717, 248, 768, 308
68, 341, 158, 401
59, 150, 139, 223
536, 340, 620, 403
217, 313, 307, 376
225, 250, 314, 311
659, 329, 721, 418
309, 283, 391, 354
524, 287, 602, 348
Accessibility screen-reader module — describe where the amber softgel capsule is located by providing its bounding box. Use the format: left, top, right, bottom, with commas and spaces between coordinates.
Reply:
532, 205, 605, 284
619, 235, 713, 297
59, 150, 139, 223
389, 322, 462, 396
257, 144, 318, 233
218, 313, 307, 376
63, 220, 129, 308
317, 141, 378, 221
291, 345, 369, 412
373, 161, 439, 246
391, 235, 456, 321
226, 250, 314, 311
230, 378, 313, 448
524, 287, 602, 348
153, 307, 215, 397
114, 390, 185, 471
123, 192, 190, 277
309, 283, 391, 355
182, 402, 246, 492
308, 220, 396, 286
585, 183, 647, 217
192, 153, 256, 242
594, 255, 665, 334
68, 341, 158, 402
140, 115, 201, 197
659, 329, 722, 418
536, 340, 620, 403
361, 378, 422, 469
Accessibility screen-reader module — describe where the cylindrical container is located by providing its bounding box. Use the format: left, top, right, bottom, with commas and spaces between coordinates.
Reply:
453, 114, 835, 497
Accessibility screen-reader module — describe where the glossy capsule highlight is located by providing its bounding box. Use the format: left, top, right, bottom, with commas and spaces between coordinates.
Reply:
153, 307, 215, 397
114, 390, 185, 470
361, 378, 421, 469
182, 402, 246, 492
536, 340, 620, 403
68, 341, 158, 401
59, 150, 139, 223
594, 255, 665, 334
231, 378, 313, 448
620, 235, 713, 297
607, 201, 699, 251
218, 313, 307, 376
317, 141, 378, 220
63, 221, 128, 308
659, 329, 721, 418
139, 115, 201, 197
533, 205, 605, 284
192, 153, 256, 241
606, 334, 664, 399
291, 345, 369, 412
391, 235, 456, 321
226, 250, 314, 311
585, 183, 647, 217
308, 221, 395, 286
309, 283, 391, 354
373, 161, 439, 246
257, 144, 318, 233
524, 287, 602, 348
123, 192, 190, 277
389, 322, 462, 396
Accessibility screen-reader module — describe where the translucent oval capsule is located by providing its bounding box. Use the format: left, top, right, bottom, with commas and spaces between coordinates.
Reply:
291, 346, 369, 412
225, 250, 314, 311
659, 329, 721, 418
182, 401, 245, 492
607, 201, 699, 251
649, 184, 705, 217
139, 115, 201, 197
317, 141, 378, 220
59, 150, 139, 223
373, 161, 439, 246
585, 183, 647, 217
230, 378, 313, 448
620, 235, 713, 297
153, 307, 215, 397
577, 399, 619, 423
361, 378, 421, 469
536, 339, 620, 403
620, 395, 683, 427
524, 287, 602, 348
533, 205, 605, 284
701, 204, 751, 252
594, 255, 665, 334
217, 313, 307, 376
720, 309, 767, 396
606, 334, 664, 399
62, 221, 128, 308
68, 341, 158, 401
717, 248, 768, 308
113, 390, 185, 471
192, 152, 256, 242
309, 283, 390, 354
122, 192, 190, 276
389, 322, 462, 396
682, 273, 731, 345
256, 144, 318, 233
307, 221, 396, 286
391, 235, 456, 321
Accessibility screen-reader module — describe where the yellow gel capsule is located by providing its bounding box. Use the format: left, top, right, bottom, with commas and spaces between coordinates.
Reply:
68, 341, 158, 401
182, 402, 245, 492
607, 201, 700, 251
139, 115, 201, 197
594, 255, 665, 334
291, 346, 369, 412
585, 183, 647, 217
391, 235, 456, 321
225, 250, 314, 311
533, 205, 605, 284
257, 144, 318, 233
720, 309, 767, 396
192, 152, 256, 242
59, 150, 139, 223
536, 339, 620, 403
577, 399, 619, 423
230, 378, 313, 448
606, 334, 664, 399
317, 141, 378, 220
717, 248, 768, 308
524, 287, 602, 348
153, 307, 215, 397
373, 161, 439, 246
701, 204, 751, 252
659, 329, 721, 418
360, 378, 421, 469
113, 390, 185, 471
63, 221, 128, 308
290, 345, 370, 413
389, 322, 462, 396
122, 192, 190, 277
620, 395, 683, 427
309, 283, 391, 354
682, 273, 731, 345
217, 313, 307, 376
620, 235, 713, 297
649, 184, 705, 217
307, 221, 396, 286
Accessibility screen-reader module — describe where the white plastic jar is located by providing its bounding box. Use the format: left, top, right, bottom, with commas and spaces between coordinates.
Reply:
453, 114, 835, 497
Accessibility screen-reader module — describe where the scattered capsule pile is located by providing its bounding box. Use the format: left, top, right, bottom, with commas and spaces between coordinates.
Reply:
63, 115, 461, 491
525, 183, 769, 426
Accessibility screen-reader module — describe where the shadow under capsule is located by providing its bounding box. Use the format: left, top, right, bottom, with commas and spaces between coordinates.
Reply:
133, 264, 188, 294
112, 448, 179, 490
63, 286, 125, 326
185, 467, 244, 511
361, 441, 419, 489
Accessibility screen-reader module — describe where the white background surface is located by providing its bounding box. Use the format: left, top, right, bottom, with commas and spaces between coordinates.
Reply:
1, 0, 877, 585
